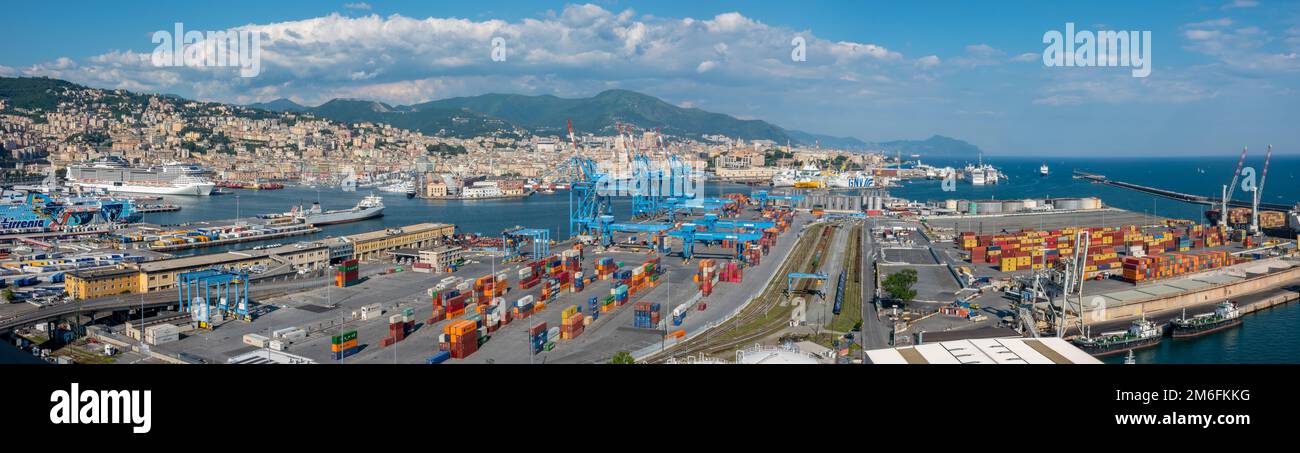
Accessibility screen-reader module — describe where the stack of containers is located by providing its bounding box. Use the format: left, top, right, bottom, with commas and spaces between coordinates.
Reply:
546, 255, 563, 276
529, 322, 548, 355
513, 295, 535, 319
427, 295, 447, 324
562, 249, 581, 273
380, 313, 412, 347
335, 259, 360, 287
633, 302, 661, 328
572, 271, 585, 292
720, 261, 744, 283
441, 320, 478, 359
439, 289, 470, 320
329, 330, 358, 360
696, 259, 718, 296
611, 284, 629, 306
560, 306, 585, 339
588, 297, 600, 321
630, 266, 646, 295
595, 257, 616, 280
519, 264, 541, 289
1120, 250, 1230, 283
541, 278, 561, 301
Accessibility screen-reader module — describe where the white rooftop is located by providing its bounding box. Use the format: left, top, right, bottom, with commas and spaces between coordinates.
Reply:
865, 337, 1101, 365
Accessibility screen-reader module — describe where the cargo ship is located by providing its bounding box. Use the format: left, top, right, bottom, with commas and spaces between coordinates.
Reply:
1072, 317, 1163, 357
297, 194, 384, 226
1169, 301, 1241, 339
66, 157, 216, 196
1, 191, 138, 232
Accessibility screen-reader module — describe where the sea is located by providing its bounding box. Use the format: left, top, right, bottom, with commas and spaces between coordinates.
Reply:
140, 155, 1300, 363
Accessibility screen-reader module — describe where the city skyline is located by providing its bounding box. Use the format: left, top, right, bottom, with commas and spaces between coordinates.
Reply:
1, 1, 1298, 155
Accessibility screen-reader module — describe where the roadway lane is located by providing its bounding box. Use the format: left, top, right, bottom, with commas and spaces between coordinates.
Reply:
859, 218, 889, 350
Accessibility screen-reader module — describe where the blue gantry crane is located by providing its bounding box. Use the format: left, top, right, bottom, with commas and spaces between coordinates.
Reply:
785, 272, 828, 300
596, 215, 676, 248
502, 227, 551, 261
178, 268, 251, 328
752, 190, 805, 210
667, 227, 763, 260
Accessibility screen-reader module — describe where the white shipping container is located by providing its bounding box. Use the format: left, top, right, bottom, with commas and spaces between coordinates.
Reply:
518, 268, 533, 278
516, 295, 534, 307
547, 327, 560, 339
267, 340, 286, 351
271, 327, 298, 339
282, 330, 307, 341
243, 333, 270, 348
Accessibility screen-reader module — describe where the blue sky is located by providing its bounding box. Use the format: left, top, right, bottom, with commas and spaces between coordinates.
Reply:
2, 0, 1297, 156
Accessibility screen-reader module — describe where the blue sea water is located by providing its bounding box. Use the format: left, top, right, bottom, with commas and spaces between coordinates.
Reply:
139, 155, 1300, 363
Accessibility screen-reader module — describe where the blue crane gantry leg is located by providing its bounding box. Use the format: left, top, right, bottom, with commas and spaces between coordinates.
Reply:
179, 268, 252, 328
568, 156, 611, 238
502, 228, 550, 261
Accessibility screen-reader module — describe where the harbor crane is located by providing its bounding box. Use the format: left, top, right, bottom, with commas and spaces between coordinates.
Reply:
1220, 147, 1249, 230
1251, 145, 1272, 235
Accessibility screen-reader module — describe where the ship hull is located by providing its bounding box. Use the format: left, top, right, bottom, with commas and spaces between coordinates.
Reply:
1170, 318, 1242, 339
1074, 336, 1162, 357
303, 207, 384, 226
72, 181, 215, 196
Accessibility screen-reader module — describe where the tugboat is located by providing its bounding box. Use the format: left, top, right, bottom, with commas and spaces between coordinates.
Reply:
1169, 301, 1242, 339
1072, 316, 1163, 357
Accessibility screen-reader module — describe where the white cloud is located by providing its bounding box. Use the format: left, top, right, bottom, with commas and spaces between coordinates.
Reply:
914, 55, 940, 69
14, 5, 915, 107
344, 2, 371, 10
1222, 0, 1259, 10
1010, 52, 1038, 63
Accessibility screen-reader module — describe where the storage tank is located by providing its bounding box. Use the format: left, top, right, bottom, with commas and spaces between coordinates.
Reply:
967, 201, 978, 214
1001, 200, 1025, 212
1054, 198, 1085, 210
1021, 199, 1039, 209
1081, 197, 1102, 210
944, 199, 959, 211
976, 201, 1003, 214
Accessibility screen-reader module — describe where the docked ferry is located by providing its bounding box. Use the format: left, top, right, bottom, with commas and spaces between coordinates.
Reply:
1169, 301, 1242, 339
66, 157, 215, 196
1, 191, 138, 232
296, 194, 385, 226
1072, 316, 1163, 357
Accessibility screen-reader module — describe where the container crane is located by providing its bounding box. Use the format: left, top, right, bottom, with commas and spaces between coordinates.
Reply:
1251, 145, 1271, 235
1220, 147, 1249, 229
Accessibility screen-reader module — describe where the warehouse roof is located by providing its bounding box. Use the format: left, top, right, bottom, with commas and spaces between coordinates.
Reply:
69, 266, 139, 279
346, 223, 451, 243
865, 337, 1101, 364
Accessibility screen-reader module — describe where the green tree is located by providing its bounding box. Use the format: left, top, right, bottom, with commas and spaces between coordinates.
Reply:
882, 269, 917, 303
2, 288, 14, 303
608, 351, 636, 364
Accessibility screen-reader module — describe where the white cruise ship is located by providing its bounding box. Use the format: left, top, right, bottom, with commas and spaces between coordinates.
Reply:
827, 171, 876, 189
67, 157, 215, 196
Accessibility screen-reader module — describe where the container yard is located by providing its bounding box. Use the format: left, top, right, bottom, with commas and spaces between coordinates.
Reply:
84, 196, 813, 364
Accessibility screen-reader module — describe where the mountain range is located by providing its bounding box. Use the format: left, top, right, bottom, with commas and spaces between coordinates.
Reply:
0, 76, 983, 156
247, 90, 981, 156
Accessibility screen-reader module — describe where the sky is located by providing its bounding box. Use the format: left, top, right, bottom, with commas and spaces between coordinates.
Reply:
1, 0, 1297, 156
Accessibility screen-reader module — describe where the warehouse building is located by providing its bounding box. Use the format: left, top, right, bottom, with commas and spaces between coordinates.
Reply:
65, 266, 142, 299
341, 223, 454, 261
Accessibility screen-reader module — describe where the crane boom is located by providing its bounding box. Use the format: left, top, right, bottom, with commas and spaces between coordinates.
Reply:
1225, 146, 1248, 204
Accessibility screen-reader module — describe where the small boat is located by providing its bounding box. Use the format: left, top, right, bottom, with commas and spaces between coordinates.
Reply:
1169, 301, 1241, 339
1040, 163, 1049, 176
1072, 316, 1163, 357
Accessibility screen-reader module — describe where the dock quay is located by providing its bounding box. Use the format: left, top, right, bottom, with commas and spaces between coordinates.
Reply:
135, 204, 181, 213
144, 225, 321, 252
1074, 170, 1293, 211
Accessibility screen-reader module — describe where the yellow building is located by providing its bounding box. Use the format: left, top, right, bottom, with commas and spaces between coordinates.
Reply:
343, 223, 455, 261
65, 267, 143, 300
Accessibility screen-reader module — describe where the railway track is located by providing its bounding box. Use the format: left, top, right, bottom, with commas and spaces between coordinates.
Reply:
648, 222, 839, 362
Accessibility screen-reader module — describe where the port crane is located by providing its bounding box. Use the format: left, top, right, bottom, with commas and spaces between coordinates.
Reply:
501, 227, 551, 261
1250, 145, 1272, 235
1219, 147, 1249, 230
784, 272, 828, 300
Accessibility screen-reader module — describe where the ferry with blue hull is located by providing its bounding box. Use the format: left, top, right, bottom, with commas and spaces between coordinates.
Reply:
1, 191, 138, 232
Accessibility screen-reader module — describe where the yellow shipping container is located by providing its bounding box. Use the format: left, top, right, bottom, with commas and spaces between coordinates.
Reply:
1001, 260, 1017, 272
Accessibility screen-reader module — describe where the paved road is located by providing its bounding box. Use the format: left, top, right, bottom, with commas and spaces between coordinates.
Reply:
859, 218, 890, 351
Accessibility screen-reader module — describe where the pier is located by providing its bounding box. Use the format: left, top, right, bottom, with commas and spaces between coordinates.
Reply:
1073, 170, 1293, 211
